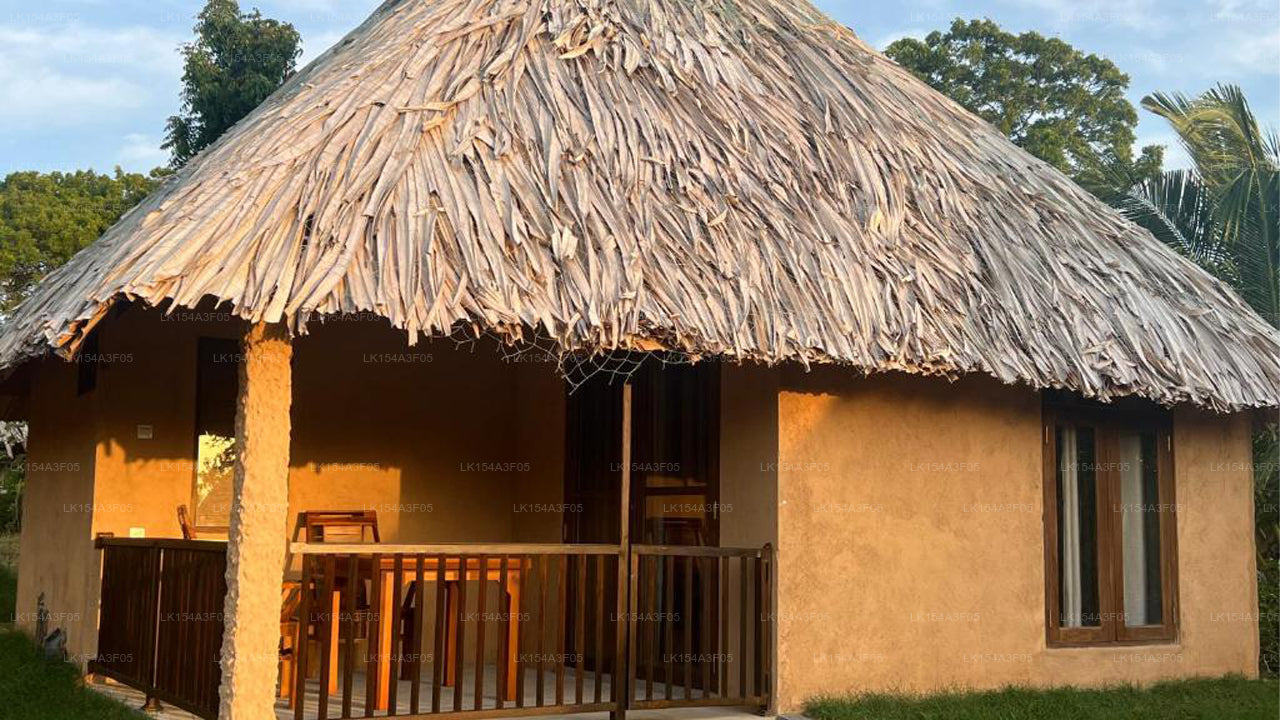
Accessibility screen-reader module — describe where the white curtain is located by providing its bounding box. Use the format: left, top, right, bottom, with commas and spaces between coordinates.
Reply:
1059, 427, 1083, 627
1119, 433, 1148, 625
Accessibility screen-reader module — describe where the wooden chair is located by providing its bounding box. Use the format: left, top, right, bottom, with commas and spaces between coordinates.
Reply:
300, 510, 381, 544
282, 511, 383, 703
177, 505, 196, 540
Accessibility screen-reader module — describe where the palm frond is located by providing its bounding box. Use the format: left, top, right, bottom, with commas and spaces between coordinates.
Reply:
1113, 170, 1229, 276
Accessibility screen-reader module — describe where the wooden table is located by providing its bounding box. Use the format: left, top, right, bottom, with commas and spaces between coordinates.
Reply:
328, 556, 524, 710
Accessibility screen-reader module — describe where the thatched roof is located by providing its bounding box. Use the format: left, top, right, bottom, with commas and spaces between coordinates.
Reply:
1, 0, 1277, 411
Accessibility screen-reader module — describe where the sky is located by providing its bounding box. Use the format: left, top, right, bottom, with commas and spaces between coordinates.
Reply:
0, 0, 1275, 176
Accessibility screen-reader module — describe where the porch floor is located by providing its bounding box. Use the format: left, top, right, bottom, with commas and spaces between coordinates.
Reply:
90, 667, 772, 720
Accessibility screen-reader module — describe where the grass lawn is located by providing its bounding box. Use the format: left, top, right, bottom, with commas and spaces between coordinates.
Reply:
1, 533, 18, 624
805, 676, 1280, 720
0, 534, 145, 719
0, 631, 146, 720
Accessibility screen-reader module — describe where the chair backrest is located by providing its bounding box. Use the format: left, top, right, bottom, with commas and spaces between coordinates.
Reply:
300, 511, 381, 544
177, 505, 197, 540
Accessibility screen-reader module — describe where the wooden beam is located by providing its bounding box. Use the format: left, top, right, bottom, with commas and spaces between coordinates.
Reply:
611, 383, 632, 720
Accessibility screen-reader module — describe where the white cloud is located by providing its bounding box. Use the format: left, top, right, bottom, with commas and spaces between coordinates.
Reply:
1223, 26, 1280, 75
117, 133, 168, 170
1000, 0, 1169, 32
1208, 0, 1276, 21
0, 55, 147, 126
0, 23, 184, 77
0, 22, 183, 128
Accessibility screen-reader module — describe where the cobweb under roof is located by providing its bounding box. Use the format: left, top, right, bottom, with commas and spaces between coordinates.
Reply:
453, 328, 694, 392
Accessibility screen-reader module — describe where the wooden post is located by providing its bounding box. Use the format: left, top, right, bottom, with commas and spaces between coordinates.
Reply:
611, 384, 632, 720
217, 323, 293, 720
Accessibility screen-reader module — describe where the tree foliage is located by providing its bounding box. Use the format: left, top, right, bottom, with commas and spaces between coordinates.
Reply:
0, 169, 163, 313
886, 18, 1163, 187
163, 0, 301, 166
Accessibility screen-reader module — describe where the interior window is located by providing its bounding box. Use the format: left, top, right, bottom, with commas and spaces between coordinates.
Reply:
1055, 424, 1100, 628
193, 338, 240, 529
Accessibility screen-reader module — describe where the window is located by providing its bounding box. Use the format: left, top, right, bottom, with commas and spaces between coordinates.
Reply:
1043, 399, 1178, 645
193, 338, 240, 530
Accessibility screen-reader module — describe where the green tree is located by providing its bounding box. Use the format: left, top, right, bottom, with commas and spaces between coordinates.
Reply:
1108, 84, 1279, 674
0, 168, 163, 313
886, 18, 1163, 187
164, 0, 301, 166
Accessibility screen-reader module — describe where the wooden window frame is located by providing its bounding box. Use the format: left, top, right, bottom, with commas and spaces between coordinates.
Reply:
1043, 401, 1179, 647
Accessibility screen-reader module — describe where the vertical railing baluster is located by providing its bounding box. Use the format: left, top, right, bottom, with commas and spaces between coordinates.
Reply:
701, 556, 712, 698
739, 555, 749, 700
535, 555, 546, 707
364, 553, 381, 718
454, 555, 468, 713
431, 554, 445, 714
295, 555, 311, 720
645, 555, 656, 702
626, 550, 639, 708
497, 555, 509, 710
389, 554, 403, 715
516, 555, 527, 709
664, 554, 674, 701
683, 555, 693, 700
342, 554, 357, 718
411, 554, 425, 714
719, 555, 728, 698
755, 550, 765, 702
474, 554, 488, 710
556, 553, 567, 706
594, 553, 605, 704
318, 556, 335, 720
575, 553, 586, 705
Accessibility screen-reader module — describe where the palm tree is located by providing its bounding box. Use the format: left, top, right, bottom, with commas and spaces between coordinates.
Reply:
1108, 84, 1278, 674
1112, 84, 1278, 328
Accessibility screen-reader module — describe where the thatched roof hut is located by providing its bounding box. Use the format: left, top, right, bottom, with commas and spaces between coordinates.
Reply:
0, 0, 1276, 411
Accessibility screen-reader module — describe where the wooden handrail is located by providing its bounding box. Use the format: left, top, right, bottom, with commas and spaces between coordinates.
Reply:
289, 542, 622, 556
95, 537, 228, 552
630, 544, 764, 557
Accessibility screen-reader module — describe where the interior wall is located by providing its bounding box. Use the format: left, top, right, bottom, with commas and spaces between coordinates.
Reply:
773, 369, 1260, 712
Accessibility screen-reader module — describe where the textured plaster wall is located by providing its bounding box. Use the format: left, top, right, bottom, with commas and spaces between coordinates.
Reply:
14, 358, 100, 666
774, 369, 1259, 712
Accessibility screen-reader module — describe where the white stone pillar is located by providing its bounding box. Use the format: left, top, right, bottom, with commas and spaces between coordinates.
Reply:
218, 323, 293, 720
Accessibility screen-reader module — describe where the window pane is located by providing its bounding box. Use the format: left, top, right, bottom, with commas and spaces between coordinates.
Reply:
1057, 425, 1100, 628
1119, 431, 1163, 626
194, 338, 240, 527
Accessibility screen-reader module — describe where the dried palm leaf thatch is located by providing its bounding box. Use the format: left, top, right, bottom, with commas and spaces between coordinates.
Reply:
0, 0, 1276, 411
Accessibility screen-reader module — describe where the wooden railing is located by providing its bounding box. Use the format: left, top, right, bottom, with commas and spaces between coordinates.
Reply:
91, 539, 772, 719
287, 543, 626, 719
287, 542, 773, 718
91, 537, 228, 720
627, 545, 772, 710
